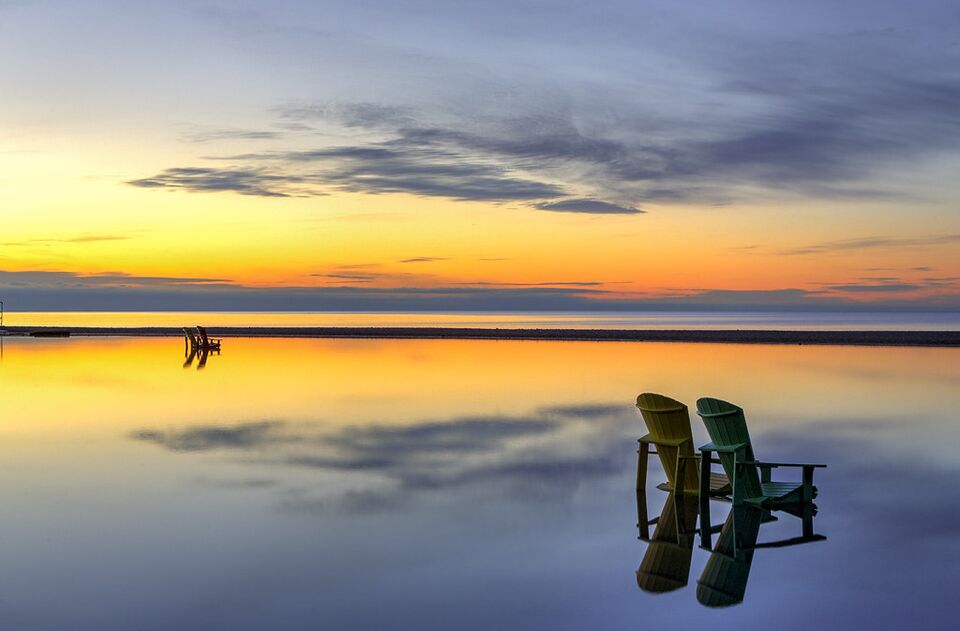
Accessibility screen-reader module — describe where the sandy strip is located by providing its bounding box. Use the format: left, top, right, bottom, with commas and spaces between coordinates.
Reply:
2, 326, 960, 346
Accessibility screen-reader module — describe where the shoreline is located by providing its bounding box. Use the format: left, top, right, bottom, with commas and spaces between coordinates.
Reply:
2, 326, 960, 346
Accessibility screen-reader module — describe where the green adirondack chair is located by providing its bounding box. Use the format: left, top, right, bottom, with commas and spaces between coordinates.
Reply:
636, 393, 730, 496
636, 491, 699, 593
695, 397, 825, 517
697, 504, 826, 607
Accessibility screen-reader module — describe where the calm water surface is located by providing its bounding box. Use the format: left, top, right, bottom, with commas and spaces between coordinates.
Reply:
1, 337, 958, 630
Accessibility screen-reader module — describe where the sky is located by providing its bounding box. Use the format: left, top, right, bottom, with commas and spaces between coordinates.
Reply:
2, 0, 960, 311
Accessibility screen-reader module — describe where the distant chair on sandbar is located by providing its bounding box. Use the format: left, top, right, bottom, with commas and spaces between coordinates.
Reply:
196, 326, 221, 350
183, 326, 221, 351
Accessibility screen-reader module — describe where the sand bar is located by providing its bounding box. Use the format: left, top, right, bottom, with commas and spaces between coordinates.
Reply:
2, 326, 960, 346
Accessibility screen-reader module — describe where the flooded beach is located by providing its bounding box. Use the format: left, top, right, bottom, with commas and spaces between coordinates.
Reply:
1, 336, 957, 629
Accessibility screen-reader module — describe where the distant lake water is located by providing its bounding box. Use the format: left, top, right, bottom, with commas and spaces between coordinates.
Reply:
4, 310, 960, 330
1, 336, 958, 629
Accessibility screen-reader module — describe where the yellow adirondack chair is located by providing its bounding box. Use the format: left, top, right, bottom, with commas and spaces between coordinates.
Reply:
636, 393, 730, 496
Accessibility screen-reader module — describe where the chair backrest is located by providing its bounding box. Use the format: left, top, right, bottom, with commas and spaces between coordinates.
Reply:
637, 493, 698, 593
183, 327, 199, 345
196, 325, 210, 344
636, 393, 698, 492
696, 506, 763, 607
696, 397, 762, 500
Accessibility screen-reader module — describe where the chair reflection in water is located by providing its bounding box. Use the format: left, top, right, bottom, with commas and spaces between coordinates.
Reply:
182, 346, 217, 370
635, 393, 827, 606
636, 491, 700, 593
697, 503, 824, 607
634, 393, 729, 595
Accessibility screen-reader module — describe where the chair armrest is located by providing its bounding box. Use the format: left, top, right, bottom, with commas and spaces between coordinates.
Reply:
739, 460, 826, 468
748, 534, 827, 550
637, 435, 659, 455
699, 442, 749, 454
706, 522, 725, 535
642, 435, 694, 448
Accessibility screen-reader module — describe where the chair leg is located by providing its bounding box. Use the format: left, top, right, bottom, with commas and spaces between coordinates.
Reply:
802, 465, 815, 503
636, 441, 649, 493
732, 461, 745, 506
699, 450, 712, 549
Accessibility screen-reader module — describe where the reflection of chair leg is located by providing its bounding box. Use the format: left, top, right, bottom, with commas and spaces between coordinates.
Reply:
182, 348, 197, 368
637, 489, 650, 540
197, 349, 209, 369
802, 503, 814, 540
636, 439, 650, 538
673, 492, 699, 539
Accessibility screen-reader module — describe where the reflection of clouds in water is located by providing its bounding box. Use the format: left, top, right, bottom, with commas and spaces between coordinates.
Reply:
132, 421, 284, 451
191, 476, 281, 490
735, 423, 960, 629
762, 425, 960, 543
131, 403, 638, 512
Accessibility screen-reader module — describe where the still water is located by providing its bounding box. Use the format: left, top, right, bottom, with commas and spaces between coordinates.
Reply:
5, 310, 960, 330
0, 337, 958, 629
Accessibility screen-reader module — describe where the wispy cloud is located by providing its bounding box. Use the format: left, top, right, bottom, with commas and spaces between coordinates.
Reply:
826, 284, 924, 293
398, 257, 448, 263
134, 39, 960, 210
781, 234, 960, 255
127, 167, 310, 198
0, 269, 231, 289
310, 273, 379, 283
182, 128, 283, 143
533, 199, 642, 214
1, 234, 131, 247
